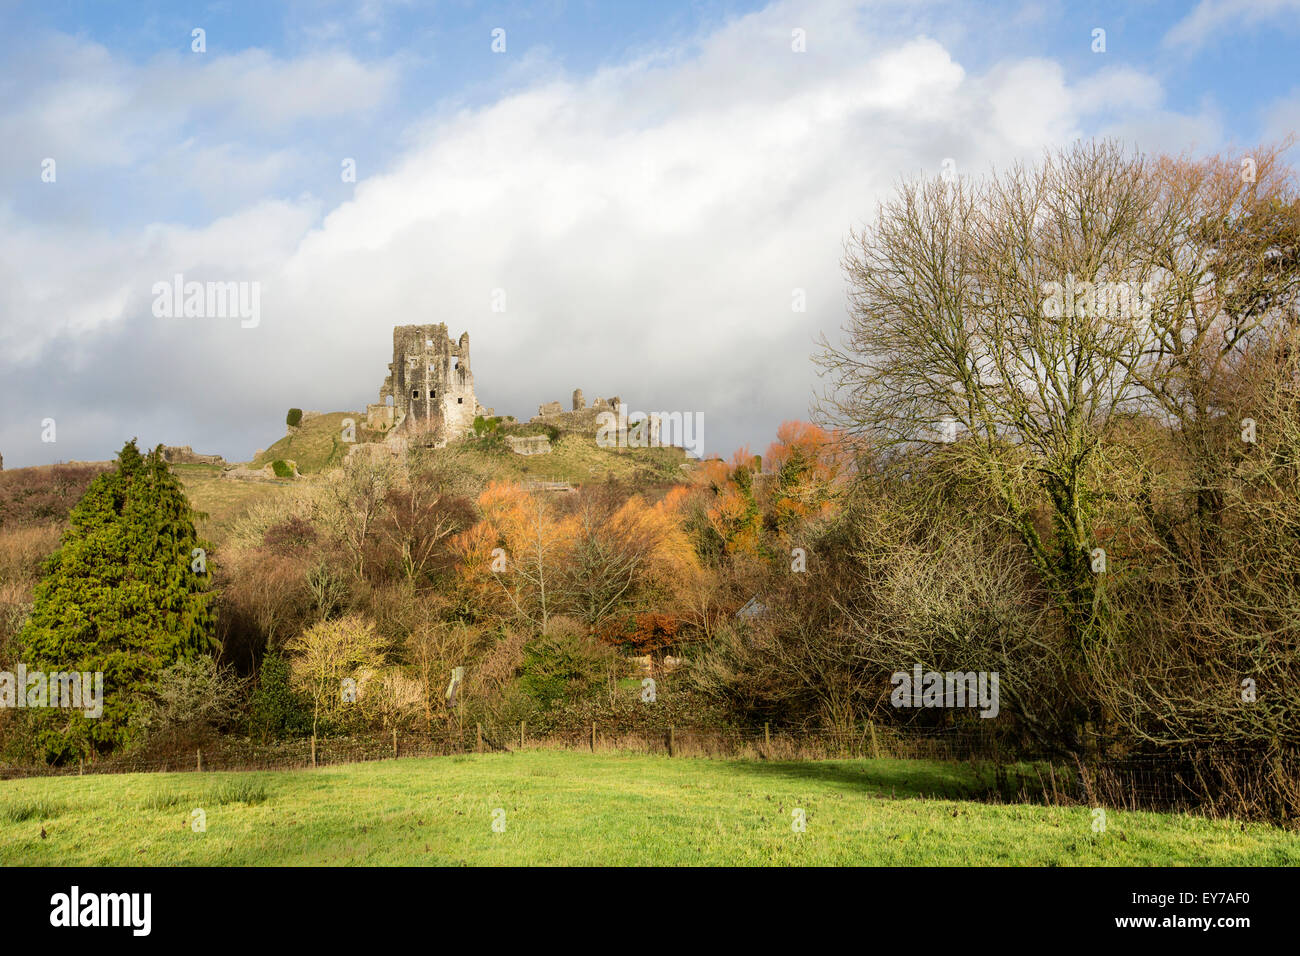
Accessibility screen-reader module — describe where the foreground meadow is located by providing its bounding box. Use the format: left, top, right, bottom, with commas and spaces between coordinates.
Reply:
2, 751, 1296, 866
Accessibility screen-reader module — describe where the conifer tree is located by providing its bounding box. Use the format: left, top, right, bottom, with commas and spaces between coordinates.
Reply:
19, 440, 217, 760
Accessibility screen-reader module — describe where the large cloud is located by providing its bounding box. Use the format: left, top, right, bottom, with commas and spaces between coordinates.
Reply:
0, 0, 1222, 468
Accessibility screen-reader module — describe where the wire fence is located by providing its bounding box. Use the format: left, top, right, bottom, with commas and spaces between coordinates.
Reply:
1, 723, 1010, 777
3, 724, 1294, 821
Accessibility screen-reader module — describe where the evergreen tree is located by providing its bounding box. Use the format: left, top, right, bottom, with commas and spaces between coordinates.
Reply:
18, 440, 217, 760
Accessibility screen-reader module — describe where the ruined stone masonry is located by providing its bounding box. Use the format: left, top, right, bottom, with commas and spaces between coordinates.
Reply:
366, 324, 489, 442
505, 434, 552, 456
160, 446, 226, 466
531, 390, 623, 434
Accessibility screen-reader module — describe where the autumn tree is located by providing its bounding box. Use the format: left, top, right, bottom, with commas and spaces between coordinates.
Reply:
453, 482, 577, 633
287, 613, 388, 739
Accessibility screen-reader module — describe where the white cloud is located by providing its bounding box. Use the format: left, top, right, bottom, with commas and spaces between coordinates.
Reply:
1164, 0, 1300, 53
0, 0, 1224, 467
0, 35, 396, 180
1263, 88, 1300, 144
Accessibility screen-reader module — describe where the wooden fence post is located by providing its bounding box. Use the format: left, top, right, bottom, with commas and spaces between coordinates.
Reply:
476, 722, 483, 753
764, 722, 770, 748
520, 721, 525, 750
869, 720, 880, 759
311, 735, 317, 768
668, 724, 675, 757
393, 728, 398, 759
196, 748, 202, 772
591, 722, 597, 752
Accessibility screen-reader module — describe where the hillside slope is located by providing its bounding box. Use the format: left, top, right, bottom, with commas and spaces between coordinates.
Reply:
250, 412, 369, 474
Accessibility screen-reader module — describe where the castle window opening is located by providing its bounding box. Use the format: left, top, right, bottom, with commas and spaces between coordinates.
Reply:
429, 390, 436, 398
457, 398, 463, 404
411, 390, 419, 399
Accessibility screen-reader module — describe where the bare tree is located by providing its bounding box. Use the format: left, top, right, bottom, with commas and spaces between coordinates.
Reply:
818, 141, 1161, 650
322, 451, 394, 579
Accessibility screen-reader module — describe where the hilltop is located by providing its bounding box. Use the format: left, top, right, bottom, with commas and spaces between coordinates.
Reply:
165, 408, 693, 544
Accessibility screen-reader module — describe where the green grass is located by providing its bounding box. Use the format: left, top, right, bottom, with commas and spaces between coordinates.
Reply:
175, 467, 295, 544
252, 412, 363, 474
2, 751, 1296, 866
249, 410, 689, 486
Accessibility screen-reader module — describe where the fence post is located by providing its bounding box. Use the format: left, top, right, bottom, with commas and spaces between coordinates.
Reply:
869, 720, 880, 760
196, 748, 202, 772
591, 722, 597, 752
476, 722, 483, 753
764, 722, 770, 748
520, 721, 525, 750
668, 724, 675, 757
311, 735, 317, 768
393, 728, 398, 759
78, 757, 84, 776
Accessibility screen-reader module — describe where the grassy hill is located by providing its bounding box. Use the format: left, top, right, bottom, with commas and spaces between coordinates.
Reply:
248, 413, 691, 485
250, 412, 366, 474
3, 751, 1296, 866
169, 463, 296, 543
440, 427, 690, 487
176, 414, 691, 544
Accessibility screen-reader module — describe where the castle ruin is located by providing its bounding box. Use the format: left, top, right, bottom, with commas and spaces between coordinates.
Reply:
366, 324, 487, 442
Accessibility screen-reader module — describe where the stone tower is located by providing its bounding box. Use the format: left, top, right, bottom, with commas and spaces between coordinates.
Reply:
366, 324, 480, 440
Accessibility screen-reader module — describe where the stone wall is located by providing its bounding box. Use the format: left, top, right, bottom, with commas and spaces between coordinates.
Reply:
505, 434, 552, 456
161, 446, 226, 466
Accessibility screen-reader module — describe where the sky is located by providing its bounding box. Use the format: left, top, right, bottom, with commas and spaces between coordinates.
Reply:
1, 0, 1298, 468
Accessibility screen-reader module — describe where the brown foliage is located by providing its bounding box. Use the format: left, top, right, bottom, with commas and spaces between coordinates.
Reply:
0, 463, 111, 529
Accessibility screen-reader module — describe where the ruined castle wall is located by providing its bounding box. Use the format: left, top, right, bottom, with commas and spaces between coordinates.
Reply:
368, 324, 478, 441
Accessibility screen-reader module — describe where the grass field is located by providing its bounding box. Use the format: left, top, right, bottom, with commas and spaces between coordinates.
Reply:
172, 463, 296, 542
2, 751, 1296, 866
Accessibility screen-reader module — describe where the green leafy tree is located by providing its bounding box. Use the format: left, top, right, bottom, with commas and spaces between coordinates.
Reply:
18, 440, 217, 760
248, 650, 310, 741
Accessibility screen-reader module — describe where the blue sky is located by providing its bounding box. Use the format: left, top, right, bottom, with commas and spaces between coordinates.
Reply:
1, 0, 1298, 468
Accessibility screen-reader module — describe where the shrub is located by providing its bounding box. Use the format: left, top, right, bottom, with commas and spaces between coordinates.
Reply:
262, 515, 317, 556
271, 460, 294, 479
248, 650, 310, 741
133, 657, 246, 748
0, 464, 111, 529
286, 408, 303, 427
287, 614, 389, 736
518, 623, 611, 710
597, 613, 681, 655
